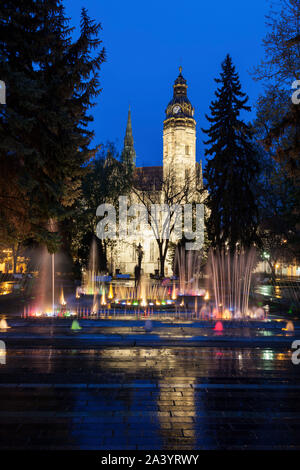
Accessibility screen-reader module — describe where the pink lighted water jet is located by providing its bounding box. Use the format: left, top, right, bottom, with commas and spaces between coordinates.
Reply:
214, 321, 224, 331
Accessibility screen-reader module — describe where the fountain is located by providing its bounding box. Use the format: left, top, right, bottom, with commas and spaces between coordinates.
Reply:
283, 321, 295, 332
108, 283, 114, 300
214, 321, 223, 331
32, 245, 56, 315
71, 319, 82, 331
100, 286, 106, 306
60, 286, 66, 306
110, 276, 171, 308
51, 253, 55, 315
82, 238, 103, 295
0, 317, 10, 330
23, 241, 268, 323
24, 242, 79, 318
92, 292, 98, 314
206, 248, 259, 320
175, 247, 204, 296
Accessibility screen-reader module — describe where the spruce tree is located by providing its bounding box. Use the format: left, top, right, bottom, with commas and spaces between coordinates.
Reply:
203, 54, 259, 252
0, 1, 105, 251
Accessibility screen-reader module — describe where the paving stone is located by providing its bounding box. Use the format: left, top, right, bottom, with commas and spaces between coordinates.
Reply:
1, 320, 300, 449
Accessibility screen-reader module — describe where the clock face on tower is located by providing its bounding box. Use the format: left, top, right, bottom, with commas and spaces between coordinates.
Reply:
173, 105, 181, 114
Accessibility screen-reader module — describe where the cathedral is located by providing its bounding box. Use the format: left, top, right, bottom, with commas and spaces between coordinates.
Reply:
107, 68, 203, 277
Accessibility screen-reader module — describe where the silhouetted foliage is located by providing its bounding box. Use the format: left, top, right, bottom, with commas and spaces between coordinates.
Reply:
0, 0, 105, 252
203, 55, 259, 252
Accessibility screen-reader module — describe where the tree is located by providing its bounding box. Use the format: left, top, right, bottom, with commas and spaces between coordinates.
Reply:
263, 102, 300, 179
251, 0, 300, 178
252, 84, 300, 277
132, 166, 201, 277
252, 0, 300, 86
253, 145, 300, 279
203, 54, 259, 252
0, 0, 105, 253
69, 143, 132, 273
253, 84, 300, 177
0, 146, 32, 272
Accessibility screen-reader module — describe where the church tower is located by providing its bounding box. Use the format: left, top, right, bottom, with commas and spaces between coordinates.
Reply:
121, 106, 136, 171
163, 68, 196, 181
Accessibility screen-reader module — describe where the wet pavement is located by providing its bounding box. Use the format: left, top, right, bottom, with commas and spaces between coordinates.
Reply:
0, 318, 300, 449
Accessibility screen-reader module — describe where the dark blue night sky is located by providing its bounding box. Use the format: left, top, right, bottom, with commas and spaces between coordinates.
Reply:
64, 0, 269, 167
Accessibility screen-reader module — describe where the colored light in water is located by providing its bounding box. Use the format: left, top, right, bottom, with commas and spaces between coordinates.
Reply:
60, 287, 66, 306
262, 350, 274, 361
223, 309, 231, 320
108, 283, 114, 300
101, 289, 106, 305
283, 321, 294, 332
0, 318, 10, 329
214, 321, 223, 331
71, 319, 82, 330
171, 282, 177, 300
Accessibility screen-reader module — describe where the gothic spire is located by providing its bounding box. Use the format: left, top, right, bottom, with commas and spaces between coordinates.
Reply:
121, 106, 136, 170
126, 106, 133, 142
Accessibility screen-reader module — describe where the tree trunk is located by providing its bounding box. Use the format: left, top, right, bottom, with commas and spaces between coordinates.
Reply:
267, 259, 277, 283
12, 244, 19, 274
160, 256, 165, 278
158, 242, 165, 278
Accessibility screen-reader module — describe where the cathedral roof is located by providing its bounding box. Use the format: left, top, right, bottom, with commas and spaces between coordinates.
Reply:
134, 166, 163, 190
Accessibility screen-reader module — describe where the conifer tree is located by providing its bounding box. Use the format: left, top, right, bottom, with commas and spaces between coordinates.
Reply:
0, 1, 105, 251
203, 55, 259, 252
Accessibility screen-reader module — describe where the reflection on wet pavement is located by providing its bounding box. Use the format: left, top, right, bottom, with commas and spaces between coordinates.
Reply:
0, 319, 299, 449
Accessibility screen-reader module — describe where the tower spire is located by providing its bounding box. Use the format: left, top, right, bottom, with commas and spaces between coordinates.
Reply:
121, 106, 136, 170
125, 106, 133, 142
163, 68, 196, 182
